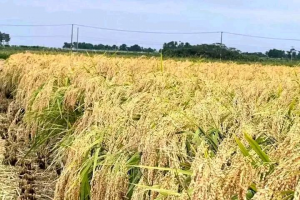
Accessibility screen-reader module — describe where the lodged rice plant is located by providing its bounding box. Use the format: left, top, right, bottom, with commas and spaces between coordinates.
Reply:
1, 53, 300, 199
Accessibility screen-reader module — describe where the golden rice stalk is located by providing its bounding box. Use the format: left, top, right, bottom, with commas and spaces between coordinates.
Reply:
2, 53, 300, 200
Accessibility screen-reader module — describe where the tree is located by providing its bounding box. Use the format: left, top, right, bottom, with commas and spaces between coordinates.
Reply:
0, 32, 10, 46
4, 34, 10, 45
161, 41, 276, 61
63, 42, 71, 48
119, 44, 128, 51
297, 52, 300, 60
288, 47, 297, 60
112, 45, 118, 50
62, 42, 156, 53
163, 41, 178, 50
184, 42, 192, 48
0, 32, 2, 45
128, 44, 142, 52
266, 49, 286, 59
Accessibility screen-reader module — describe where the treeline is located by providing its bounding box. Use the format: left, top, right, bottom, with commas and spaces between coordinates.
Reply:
161, 42, 245, 59
266, 48, 300, 59
0, 31, 10, 45
63, 42, 156, 53
161, 41, 300, 61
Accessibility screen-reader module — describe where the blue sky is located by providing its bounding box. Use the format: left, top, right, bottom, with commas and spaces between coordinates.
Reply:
1, 0, 300, 52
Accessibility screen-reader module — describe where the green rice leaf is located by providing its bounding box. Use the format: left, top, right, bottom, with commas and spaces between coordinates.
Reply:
234, 135, 250, 157
244, 132, 271, 163
234, 135, 256, 165
280, 190, 294, 200
93, 148, 101, 176
129, 165, 192, 176
126, 152, 141, 166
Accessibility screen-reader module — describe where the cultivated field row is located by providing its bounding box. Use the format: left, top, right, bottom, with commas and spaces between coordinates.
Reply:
0, 54, 300, 199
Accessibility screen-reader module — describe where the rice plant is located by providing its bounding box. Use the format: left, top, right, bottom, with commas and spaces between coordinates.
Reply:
1, 53, 300, 199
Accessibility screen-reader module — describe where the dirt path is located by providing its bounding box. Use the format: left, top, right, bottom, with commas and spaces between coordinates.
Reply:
0, 115, 19, 199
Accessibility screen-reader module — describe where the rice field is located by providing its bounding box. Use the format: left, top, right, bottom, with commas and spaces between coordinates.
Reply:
0, 53, 300, 199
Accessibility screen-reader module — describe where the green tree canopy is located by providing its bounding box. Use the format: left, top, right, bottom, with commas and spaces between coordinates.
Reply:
63, 42, 156, 53
266, 49, 286, 58
0, 32, 11, 45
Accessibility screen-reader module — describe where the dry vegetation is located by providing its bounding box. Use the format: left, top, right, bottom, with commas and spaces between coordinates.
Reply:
1, 53, 300, 199
0, 131, 19, 199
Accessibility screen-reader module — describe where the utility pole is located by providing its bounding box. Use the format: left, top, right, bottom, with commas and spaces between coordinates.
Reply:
220, 31, 223, 60
76, 27, 79, 51
70, 24, 74, 52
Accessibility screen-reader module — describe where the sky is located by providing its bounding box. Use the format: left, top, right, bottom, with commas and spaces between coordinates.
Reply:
1, 0, 300, 52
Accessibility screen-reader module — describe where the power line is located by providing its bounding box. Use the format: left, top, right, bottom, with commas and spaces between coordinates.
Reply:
224, 32, 300, 42
75, 24, 221, 35
11, 35, 69, 38
227, 42, 300, 49
0, 23, 220, 35
2, 23, 300, 41
3, 23, 300, 49
0, 24, 71, 27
